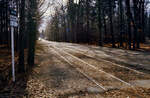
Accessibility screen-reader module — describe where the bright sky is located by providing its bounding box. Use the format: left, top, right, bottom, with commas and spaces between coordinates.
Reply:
39, 0, 68, 32
39, 0, 82, 32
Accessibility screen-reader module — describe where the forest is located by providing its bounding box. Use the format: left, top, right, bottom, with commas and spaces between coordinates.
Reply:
45, 0, 150, 50
1, 0, 150, 97
0, 0, 42, 88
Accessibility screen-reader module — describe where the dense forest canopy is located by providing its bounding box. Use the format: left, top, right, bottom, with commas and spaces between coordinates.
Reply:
44, 0, 150, 50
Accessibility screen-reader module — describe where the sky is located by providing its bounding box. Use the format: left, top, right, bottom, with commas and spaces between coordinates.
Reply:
39, 0, 68, 32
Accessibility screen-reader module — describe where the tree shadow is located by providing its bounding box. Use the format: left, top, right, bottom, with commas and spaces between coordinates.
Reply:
0, 73, 29, 97
45, 66, 72, 89
57, 90, 101, 98
0, 65, 37, 98
57, 88, 146, 98
87, 46, 150, 74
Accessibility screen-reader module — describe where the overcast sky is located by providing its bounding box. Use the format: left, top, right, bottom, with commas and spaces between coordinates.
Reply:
39, 0, 68, 32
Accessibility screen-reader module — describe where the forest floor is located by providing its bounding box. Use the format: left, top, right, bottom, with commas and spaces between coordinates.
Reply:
0, 45, 18, 90
0, 40, 150, 97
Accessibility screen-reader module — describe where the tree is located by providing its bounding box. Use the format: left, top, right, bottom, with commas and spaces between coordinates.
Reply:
141, 0, 145, 42
44, 0, 149, 50
27, 0, 38, 66
18, 0, 25, 72
97, 0, 103, 46
126, 0, 132, 49
68, 0, 76, 42
86, 0, 90, 43
119, 0, 124, 47
108, 0, 115, 47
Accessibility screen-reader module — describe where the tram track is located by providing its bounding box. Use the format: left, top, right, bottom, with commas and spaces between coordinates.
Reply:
48, 44, 148, 97
39, 40, 150, 97
64, 45, 150, 73
50, 47, 107, 91
46, 41, 150, 83
49, 44, 133, 87
64, 47, 146, 74
56, 43, 150, 74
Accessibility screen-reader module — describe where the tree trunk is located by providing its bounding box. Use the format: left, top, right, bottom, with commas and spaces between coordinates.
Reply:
126, 0, 132, 50
102, 10, 107, 43
141, 0, 145, 42
86, 0, 90, 43
133, 0, 139, 49
27, 0, 37, 66
18, 0, 25, 72
119, 0, 123, 47
98, 0, 102, 46
108, 0, 115, 48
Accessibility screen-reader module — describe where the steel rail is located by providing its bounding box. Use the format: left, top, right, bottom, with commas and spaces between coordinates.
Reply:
50, 46, 107, 91
51, 45, 133, 87
63, 47, 145, 75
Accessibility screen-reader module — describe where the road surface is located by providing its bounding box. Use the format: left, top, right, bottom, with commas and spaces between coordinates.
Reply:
2, 40, 150, 97
32, 40, 150, 97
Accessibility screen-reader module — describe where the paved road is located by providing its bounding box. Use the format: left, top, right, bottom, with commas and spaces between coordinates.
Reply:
31, 40, 150, 97
1, 40, 150, 97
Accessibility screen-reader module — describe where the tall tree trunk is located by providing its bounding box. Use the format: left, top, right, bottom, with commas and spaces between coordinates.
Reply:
68, 0, 74, 42
137, 0, 142, 48
80, 0, 84, 43
133, 0, 138, 49
119, 0, 123, 47
61, 5, 67, 42
102, 10, 107, 43
141, 0, 145, 42
27, 0, 37, 66
18, 0, 25, 72
86, 0, 90, 43
126, 0, 132, 50
76, 0, 81, 43
63, 15, 67, 42
108, 0, 115, 47
98, 0, 102, 46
